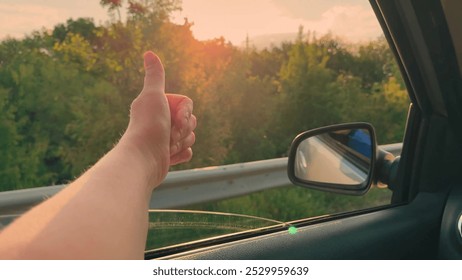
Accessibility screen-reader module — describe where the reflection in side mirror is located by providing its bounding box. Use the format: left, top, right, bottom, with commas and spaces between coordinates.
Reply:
295, 129, 372, 184
288, 123, 376, 195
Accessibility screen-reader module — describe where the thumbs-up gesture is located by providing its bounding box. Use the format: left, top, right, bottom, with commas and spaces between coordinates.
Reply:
122, 51, 196, 187
0, 51, 196, 258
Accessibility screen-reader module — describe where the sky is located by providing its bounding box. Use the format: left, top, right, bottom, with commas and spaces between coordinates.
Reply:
0, 0, 383, 44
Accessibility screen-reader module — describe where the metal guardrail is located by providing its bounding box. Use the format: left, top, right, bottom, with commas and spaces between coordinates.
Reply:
0, 143, 403, 215
379, 143, 402, 157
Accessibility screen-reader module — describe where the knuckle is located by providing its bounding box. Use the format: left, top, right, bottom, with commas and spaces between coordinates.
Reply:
189, 132, 196, 145
190, 115, 197, 129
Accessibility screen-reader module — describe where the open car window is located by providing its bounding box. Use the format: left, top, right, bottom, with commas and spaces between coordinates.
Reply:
0, 0, 409, 253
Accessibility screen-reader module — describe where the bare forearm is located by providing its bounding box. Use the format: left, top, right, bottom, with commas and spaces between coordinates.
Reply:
0, 141, 156, 259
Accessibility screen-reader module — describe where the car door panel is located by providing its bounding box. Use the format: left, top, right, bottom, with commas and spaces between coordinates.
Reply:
438, 186, 462, 259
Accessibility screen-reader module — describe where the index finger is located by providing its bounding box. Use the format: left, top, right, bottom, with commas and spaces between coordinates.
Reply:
166, 94, 193, 117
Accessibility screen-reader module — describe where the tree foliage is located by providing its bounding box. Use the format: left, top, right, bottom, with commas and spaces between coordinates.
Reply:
0, 1, 409, 190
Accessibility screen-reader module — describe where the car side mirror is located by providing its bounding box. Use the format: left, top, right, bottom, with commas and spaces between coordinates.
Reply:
287, 123, 377, 195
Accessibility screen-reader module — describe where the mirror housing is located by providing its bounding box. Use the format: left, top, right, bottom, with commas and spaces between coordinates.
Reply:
287, 123, 377, 195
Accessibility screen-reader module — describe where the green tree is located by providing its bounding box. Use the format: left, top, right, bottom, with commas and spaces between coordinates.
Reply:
0, 87, 21, 190
277, 39, 342, 152
52, 18, 98, 43
209, 53, 279, 163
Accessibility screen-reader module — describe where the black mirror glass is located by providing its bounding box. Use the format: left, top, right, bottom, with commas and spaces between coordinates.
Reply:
294, 128, 372, 186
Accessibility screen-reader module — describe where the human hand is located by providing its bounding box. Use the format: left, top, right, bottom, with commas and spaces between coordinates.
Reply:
121, 51, 196, 187
167, 94, 197, 166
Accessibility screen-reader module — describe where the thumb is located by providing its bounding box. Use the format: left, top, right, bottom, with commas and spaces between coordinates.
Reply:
143, 51, 165, 95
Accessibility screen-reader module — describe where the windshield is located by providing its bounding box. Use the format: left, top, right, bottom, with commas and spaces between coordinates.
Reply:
0, 0, 408, 253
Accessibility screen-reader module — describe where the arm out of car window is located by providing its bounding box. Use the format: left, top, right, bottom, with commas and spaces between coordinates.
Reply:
0, 52, 197, 259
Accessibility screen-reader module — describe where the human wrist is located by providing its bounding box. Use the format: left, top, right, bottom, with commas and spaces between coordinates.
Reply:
116, 135, 170, 192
